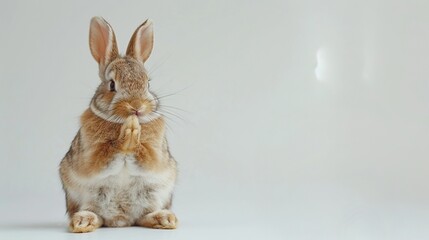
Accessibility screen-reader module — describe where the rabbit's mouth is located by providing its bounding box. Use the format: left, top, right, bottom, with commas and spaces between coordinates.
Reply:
90, 97, 160, 124
111, 99, 154, 118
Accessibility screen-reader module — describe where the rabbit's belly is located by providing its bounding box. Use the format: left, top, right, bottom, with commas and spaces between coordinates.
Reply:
92, 174, 148, 226
79, 154, 173, 226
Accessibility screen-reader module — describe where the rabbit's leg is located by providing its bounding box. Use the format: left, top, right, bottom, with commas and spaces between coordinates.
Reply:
136, 209, 177, 229
119, 116, 141, 152
69, 210, 103, 233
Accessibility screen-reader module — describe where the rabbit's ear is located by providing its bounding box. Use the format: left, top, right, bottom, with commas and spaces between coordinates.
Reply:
89, 17, 119, 65
126, 19, 153, 63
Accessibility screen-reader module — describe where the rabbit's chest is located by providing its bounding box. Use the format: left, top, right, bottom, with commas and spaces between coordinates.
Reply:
89, 153, 167, 195
90, 154, 148, 200
97, 153, 146, 181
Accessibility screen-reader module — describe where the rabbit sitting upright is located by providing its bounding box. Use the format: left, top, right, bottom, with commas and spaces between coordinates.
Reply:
59, 17, 177, 233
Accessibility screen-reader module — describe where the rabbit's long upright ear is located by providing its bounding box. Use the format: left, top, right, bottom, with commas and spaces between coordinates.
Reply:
89, 17, 119, 66
126, 19, 153, 63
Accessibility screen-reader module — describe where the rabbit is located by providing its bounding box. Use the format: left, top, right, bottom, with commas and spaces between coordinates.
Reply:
59, 17, 177, 233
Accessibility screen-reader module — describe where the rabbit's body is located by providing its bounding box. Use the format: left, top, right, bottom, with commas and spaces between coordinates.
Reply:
59, 17, 178, 233
60, 111, 176, 228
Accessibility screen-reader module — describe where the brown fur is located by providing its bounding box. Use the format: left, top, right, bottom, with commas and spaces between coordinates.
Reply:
77, 109, 167, 176
65, 195, 79, 218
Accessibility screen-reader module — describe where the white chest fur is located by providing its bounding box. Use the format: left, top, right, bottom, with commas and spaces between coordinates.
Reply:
68, 153, 174, 224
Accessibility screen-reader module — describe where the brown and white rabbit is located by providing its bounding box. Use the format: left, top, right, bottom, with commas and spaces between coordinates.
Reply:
59, 17, 177, 233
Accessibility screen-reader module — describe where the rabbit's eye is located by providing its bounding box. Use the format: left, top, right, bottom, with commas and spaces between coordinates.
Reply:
109, 80, 116, 92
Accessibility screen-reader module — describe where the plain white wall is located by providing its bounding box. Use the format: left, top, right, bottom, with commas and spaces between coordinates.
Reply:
1, 0, 429, 239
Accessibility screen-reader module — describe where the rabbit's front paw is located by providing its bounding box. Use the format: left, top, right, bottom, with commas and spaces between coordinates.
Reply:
69, 211, 102, 233
119, 116, 141, 152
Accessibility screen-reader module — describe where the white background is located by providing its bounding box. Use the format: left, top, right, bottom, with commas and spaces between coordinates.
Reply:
1, 0, 429, 239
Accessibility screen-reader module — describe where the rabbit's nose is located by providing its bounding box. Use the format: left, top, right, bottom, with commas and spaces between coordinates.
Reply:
134, 110, 142, 116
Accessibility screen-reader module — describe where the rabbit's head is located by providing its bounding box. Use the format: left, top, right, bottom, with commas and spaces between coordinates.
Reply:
88, 17, 159, 124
